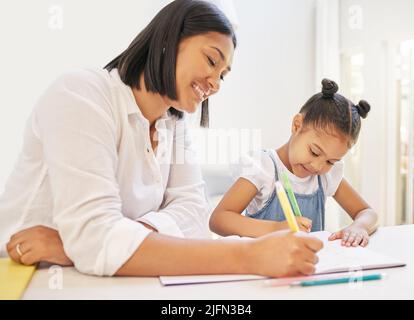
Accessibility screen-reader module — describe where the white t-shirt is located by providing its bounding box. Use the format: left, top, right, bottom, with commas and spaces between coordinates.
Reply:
231, 149, 344, 214
0, 68, 210, 276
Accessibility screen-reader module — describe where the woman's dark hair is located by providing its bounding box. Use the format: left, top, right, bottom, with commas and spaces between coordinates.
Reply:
299, 79, 371, 146
105, 0, 237, 127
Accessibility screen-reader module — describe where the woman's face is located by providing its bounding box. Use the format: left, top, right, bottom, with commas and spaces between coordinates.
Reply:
288, 114, 349, 178
166, 32, 235, 113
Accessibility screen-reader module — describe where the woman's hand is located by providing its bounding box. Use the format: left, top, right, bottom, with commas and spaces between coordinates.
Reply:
329, 224, 370, 247
6, 222, 156, 266
246, 230, 323, 277
6, 226, 73, 266
276, 217, 312, 233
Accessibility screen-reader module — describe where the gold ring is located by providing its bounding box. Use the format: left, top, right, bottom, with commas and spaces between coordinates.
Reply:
16, 243, 23, 257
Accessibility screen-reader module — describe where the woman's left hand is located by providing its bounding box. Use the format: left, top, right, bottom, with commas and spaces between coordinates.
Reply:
6, 226, 73, 266
328, 225, 369, 247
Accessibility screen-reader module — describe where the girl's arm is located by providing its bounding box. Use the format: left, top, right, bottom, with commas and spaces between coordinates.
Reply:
331, 178, 378, 246
209, 178, 312, 237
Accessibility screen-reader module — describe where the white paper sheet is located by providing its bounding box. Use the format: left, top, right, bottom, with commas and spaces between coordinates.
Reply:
159, 231, 405, 286
312, 231, 405, 274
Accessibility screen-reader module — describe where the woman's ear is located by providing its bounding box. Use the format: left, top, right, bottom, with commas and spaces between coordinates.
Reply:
291, 114, 304, 134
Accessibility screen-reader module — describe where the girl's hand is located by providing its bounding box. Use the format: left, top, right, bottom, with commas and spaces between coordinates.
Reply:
329, 225, 369, 247
6, 225, 73, 266
277, 217, 312, 233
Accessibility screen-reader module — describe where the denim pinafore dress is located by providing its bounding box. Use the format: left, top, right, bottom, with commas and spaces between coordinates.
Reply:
246, 151, 325, 232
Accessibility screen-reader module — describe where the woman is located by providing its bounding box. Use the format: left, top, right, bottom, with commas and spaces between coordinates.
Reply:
0, 0, 322, 277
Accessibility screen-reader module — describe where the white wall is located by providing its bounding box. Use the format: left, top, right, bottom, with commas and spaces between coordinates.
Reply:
210, 0, 316, 149
340, 0, 414, 48
0, 0, 170, 191
0, 0, 317, 193
339, 0, 414, 225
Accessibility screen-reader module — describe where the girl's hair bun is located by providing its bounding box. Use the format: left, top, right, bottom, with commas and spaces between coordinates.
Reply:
356, 100, 371, 119
321, 78, 339, 98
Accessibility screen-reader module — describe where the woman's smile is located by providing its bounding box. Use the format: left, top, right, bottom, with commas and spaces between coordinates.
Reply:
191, 82, 209, 103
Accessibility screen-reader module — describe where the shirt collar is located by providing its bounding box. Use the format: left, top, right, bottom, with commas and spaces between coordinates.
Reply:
109, 68, 173, 126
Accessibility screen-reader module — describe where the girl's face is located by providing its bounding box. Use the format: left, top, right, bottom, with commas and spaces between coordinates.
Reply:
287, 114, 350, 178
165, 32, 234, 113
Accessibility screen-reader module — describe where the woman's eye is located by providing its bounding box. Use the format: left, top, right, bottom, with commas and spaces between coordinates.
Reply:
310, 150, 319, 157
207, 56, 216, 67
327, 161, 335, 166
220, 74, 225, 81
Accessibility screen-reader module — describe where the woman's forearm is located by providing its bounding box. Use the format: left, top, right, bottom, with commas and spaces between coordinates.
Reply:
115, 230, 324, 278
209, 210, 279, 238
115, 232, 250, 276
8, 225, 323, 278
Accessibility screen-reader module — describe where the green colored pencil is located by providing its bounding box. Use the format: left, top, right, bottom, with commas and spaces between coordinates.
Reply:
281, 172, 302, 217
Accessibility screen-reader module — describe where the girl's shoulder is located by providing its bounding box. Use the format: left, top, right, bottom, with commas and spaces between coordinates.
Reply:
231, 149, 278, 214
231, 149, 276, 191
238, 149, 276, 177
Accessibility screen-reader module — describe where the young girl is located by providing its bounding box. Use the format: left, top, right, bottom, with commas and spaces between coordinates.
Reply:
210, 79, 378, 247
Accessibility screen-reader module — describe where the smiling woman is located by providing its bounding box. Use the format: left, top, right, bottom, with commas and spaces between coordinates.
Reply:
105, 0, 236, 127
0, 0, 323, 278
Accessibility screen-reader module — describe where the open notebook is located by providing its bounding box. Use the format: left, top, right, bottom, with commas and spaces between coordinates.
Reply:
159, 231, 406, 286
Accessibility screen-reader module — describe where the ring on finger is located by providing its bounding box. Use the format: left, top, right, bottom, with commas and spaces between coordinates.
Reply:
16, 243, 23, 257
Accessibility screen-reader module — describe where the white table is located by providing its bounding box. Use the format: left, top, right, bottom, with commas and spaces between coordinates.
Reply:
23, 225, 414, 300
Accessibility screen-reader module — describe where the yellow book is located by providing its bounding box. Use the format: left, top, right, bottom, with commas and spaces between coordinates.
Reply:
0, 258, 36, 300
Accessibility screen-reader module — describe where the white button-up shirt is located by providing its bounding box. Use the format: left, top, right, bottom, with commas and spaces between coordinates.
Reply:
0, 68, 210, 276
